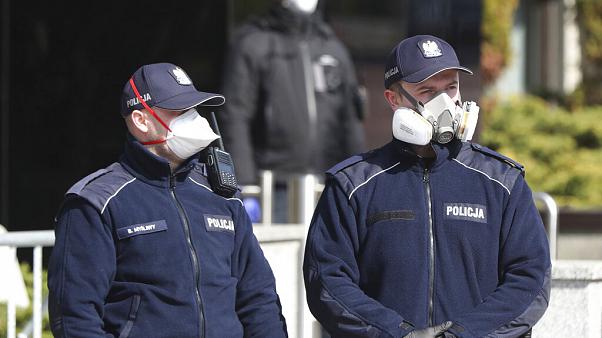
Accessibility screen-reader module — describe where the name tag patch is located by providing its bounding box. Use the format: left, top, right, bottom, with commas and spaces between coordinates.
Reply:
117, 220, 168, 239
204, 214, 235, 234
444, 203, 487, 223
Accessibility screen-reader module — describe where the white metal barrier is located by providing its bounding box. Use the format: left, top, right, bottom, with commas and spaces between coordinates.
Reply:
246, 172, 322, 338
533, 192, 559, 260
0, 172, 559, 338
0, 229, 54, 338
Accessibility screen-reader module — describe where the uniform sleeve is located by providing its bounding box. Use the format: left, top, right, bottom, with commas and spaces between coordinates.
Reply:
303, 178, 414, 338
448, 176, 551, 338
233, 205, 288, 337
219, 31, 261, 185
48, 197, 116, 338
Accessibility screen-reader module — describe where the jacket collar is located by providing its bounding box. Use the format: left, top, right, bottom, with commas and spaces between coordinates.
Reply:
390, 138, 463, 170
119, 133, 198, 187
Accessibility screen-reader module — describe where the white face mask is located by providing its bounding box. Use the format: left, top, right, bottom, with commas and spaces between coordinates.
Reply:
165, 108, 220, 159
283, 0, 318, 14
392, 92, 480, 145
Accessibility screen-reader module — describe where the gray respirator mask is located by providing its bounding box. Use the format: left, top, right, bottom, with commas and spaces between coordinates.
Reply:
391, 84, 480, 145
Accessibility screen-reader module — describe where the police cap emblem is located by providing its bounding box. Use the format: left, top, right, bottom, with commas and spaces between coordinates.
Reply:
420, 40, 443, 58
172, 67, 192, 85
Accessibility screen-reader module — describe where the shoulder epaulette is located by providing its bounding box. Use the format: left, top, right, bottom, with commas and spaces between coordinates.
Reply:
326, 154, 367, 176
65, 163, 135, 213
66, 163, 121, 196
470, 143, 525, 173
325, 144, 401, 200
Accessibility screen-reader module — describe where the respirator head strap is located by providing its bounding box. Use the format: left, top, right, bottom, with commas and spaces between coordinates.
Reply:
393, 82, 424, 113
129, 77, 172, 133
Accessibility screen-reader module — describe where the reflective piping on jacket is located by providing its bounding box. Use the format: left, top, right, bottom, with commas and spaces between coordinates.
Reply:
452, 158, 511, 195
485, 267, 551, 337
348, 162, 401, 200
100, 177, 137, 214
188, 177, 243, 206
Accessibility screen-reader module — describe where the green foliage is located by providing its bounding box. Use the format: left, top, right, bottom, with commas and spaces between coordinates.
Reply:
479, 95, 602, 208
576, 0, 602, 104
481, 0, 519, 84
0, 264, 52, 338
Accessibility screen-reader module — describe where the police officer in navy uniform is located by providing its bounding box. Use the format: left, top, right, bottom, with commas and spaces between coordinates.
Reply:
48, 63, 288, 338
303, 35, 551, 338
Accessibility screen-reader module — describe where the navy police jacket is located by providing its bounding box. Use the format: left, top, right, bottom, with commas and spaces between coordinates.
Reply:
303, 139, 551, 338
48, 135, 288, 338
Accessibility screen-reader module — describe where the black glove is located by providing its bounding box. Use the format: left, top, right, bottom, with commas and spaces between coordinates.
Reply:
440, 332, 457, 338
403, 321, 453, 338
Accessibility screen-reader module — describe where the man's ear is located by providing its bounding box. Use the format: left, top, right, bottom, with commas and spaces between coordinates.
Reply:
128, 109, 150, 133
384, 89, 401, 111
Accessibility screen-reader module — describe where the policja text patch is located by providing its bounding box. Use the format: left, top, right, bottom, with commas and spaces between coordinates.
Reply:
204, 214, 235, 234
444, 203, 487, 223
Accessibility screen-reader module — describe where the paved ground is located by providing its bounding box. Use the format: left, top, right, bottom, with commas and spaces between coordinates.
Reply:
558, 233, 602, 260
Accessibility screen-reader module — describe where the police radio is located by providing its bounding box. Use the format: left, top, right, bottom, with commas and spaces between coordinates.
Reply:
202, 111, 238, 198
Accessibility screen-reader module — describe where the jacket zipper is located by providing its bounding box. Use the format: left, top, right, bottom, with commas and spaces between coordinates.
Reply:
423, 168, 435, 326
170, 174, 205, 338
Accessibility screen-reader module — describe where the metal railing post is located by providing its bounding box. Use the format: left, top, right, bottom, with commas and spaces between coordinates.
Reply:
0, 230, 55, 338
297, 174, 317, 226
33, 245, 43, 338
8, 298, 16, 338
261, 170, 273, 226
295, 174, 319, 338
533, 192, 558, 260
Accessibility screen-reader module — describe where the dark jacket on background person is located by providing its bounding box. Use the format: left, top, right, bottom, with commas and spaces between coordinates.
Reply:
303, 139, 551, 338
48, 134, 288, 338
219, 5, 365, 185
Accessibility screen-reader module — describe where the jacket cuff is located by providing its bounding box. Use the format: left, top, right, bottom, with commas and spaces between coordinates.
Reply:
447, 323, 467, 337
398, 320, 415, 337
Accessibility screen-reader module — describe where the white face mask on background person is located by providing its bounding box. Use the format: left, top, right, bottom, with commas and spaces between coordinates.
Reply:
283, 0, 318, 14
165, 108, 220, 159
392, 92, 480, 145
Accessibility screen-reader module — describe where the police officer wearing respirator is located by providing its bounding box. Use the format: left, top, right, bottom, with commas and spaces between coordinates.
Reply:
303, 35, 551, 338
48, 63, 288, 338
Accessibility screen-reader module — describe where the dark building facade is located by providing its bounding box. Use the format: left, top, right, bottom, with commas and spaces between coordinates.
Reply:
0, 0, 482, 232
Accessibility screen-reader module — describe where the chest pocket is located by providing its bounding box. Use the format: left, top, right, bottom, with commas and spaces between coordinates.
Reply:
116, 220, 168, 240
367, 210, 416, 227
313, 54, 343, 93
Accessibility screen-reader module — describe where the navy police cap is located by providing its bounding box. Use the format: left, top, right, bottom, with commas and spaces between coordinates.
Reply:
384, 35, 473, 88
121, 63, 225, 116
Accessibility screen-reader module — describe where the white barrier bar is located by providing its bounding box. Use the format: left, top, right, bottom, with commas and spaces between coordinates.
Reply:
33, 246, 42, 338
298, 174, 317, 225
298, 174, 317, 338
533, 192, 559, 260
0, 230, 54, 247
261, 170, 274, 226
8, 298, 15, 338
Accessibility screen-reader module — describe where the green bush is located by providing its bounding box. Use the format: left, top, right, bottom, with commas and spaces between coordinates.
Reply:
481, 0, 519, 84
479, 95, 602, 208
576, 0, 602, 105
0, 264, 51, 338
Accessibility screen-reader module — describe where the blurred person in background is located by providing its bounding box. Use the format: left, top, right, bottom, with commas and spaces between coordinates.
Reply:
48, 63, 287, 338
303, 35, 551, 338
219, 0, 366, 222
